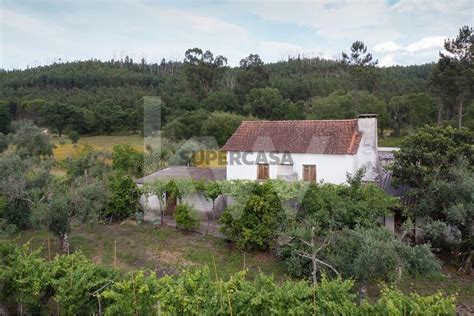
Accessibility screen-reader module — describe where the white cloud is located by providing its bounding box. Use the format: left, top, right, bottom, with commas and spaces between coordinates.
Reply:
374, 41, 401, 53
246, 1, 397, 42
404, 36, 445, 54
374, 36, 447, 66
1, 0, 472, 69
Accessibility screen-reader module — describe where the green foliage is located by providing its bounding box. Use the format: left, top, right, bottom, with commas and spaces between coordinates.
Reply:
393, 126, 473, 257
162, 110, 209, 141
0, 101, 11, 134
105, 172, 141, 221
307, 90, 388, 132
2, 198, 30, 230
68, 130, 80, 143
202, 90, 240, 113
183, 48, 227, 99
40, 102, 82, 136
33, 178, 109, 253
0, 152, 52, 230
0, 241, 456, 315
102, 271, 160, 316
175, 203, 200, 231
200, 111, 247, 147
430, 26, 473, 127
13, 123, 54, 158
64, 145, 110, 179
49, 252, 117, 315
111, 144, 144, 178
298, 178, 395, 230
367, 286, 456, 315
220, 181, 284, 250
388, 93, 438, 136
0, 51, 441, 136
0, 243, 49, 314
393, 125, 474, 189
0, 132, 8, 153
235, 54, 270, 101
277, 173, 433, 282
244, 87, 283, 119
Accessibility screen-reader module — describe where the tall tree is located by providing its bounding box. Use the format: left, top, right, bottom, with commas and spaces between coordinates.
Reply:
342, 41, 378, 66
183, 48, 227, 99
430, 26, 473, 127
342, 41, 378, 92
244, 87, 283, 119
39, 102, 78, 137
235, 54, 269, 101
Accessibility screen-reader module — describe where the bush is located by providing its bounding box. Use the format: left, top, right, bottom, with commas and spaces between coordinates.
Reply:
102, 271, 160, 315
366, 286, 456, 315
326, 228, 440, 282
104, 172, 141, 221
0, 132, 8, 152
175, 203, 200, 230
219, 182, 284, 250
0, 241, 456, 315
68, 130, 80, 144
3, 198, 31, 230
0, 243, 49, 315
49, 252, 117, 315
112, 144, 144, 178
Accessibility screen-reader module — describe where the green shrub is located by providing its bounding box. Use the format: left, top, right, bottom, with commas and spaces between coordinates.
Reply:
3, 198, 31, 230
112, 144, 144, 178
175, 203, 200, 231
49, 252, 117, 315
104, 172, 141, 221
0, 132, 8, 152
366, 286, 456, 315
219, 182, 283, 250
102, 271, 160, 316
0, 241, 456, 315
68, 130, 80, 144
0, 243, 49, 315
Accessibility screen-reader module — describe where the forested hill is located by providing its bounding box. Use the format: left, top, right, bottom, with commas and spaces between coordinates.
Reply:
0, 54, 444, 141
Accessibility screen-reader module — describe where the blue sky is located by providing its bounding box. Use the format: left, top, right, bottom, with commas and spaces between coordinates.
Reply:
1, 0, 472, 69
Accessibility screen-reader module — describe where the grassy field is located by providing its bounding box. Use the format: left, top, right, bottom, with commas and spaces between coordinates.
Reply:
52, 135, 146, 160
378, 136, 404, 147
3, 222, 473, 308
4, 221, 284, 280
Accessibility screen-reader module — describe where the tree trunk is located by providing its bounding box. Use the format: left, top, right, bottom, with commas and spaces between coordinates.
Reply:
437, 100, 443, 125
311, 255, 318, 286
59, 233, 70, 255
462, 250, 473, 275
394, 123, 401, 137
458, 97, 464, 128
358, 283, 367, 305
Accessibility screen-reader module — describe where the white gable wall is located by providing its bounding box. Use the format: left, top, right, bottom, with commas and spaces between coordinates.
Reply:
226, 151, 355, 184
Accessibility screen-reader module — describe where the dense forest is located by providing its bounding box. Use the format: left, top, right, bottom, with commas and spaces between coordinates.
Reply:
0, 27, 472, 144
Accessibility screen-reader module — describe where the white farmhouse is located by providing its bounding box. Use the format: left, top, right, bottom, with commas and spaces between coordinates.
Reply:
222, 114, 381, 184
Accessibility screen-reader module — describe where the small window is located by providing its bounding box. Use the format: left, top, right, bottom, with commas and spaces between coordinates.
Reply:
303, 165, 316, 182
257, 163, 269, 180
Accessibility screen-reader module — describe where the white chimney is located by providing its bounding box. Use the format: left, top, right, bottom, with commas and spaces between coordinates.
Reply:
356, 114, 380, 181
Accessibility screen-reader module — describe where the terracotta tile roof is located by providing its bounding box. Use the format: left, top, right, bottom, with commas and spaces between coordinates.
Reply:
222, 120, 362, 155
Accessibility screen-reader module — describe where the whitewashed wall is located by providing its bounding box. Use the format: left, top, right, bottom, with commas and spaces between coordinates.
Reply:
226, 151, 355, 184
140, 192, 227, 221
